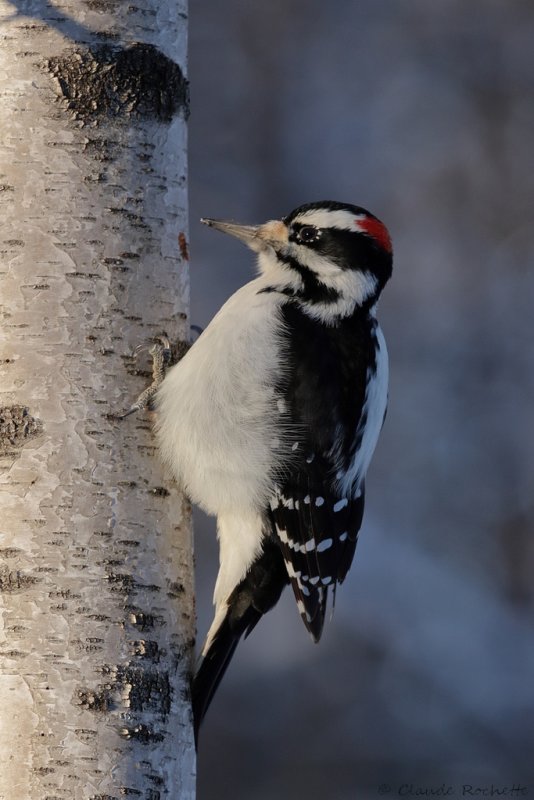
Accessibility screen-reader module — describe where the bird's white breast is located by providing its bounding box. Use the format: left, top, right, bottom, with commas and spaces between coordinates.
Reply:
156, 278, 284, 515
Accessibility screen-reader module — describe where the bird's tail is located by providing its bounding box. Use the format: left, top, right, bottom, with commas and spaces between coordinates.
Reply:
192, 538, 288, 744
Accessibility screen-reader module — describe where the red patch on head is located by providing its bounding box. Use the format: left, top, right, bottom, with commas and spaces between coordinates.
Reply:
356, 217, 392, 254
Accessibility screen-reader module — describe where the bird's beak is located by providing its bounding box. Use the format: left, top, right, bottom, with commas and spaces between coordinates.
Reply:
201, 217, 288, 253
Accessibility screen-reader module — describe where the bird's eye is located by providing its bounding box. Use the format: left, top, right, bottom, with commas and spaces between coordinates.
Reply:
298, 225, 319, 244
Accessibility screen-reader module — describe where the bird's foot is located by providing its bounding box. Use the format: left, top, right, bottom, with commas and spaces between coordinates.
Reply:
117, 335, 174, 419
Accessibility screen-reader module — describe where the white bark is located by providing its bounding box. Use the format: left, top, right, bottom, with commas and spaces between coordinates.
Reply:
0, 1, 195, 798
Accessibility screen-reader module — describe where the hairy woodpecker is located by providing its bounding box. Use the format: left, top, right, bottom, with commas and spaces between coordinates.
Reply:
155, 200, 393, 739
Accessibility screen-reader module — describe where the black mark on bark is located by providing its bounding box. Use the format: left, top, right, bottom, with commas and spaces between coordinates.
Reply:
0, 405, 43, 456
150, 486, 170, 497
0, 565, 40, 593
89, 795, 117, 800
127, 610, 160, 631
46, 42, 189, 122
0, 547, 23, 558
117, 666, 171, 715
168, 581, 185, 597
77, 665, 171, 719
75, 686, 113, 712
129, 639, 161, 659
106, 571, 137, 593
119, 723, 164, 744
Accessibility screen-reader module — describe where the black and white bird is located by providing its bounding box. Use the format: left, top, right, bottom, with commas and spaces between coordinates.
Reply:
155, 200, 393, 739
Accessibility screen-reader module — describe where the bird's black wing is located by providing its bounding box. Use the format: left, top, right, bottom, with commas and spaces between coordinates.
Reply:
268, 303, 377, 640
268, 460, 365, 641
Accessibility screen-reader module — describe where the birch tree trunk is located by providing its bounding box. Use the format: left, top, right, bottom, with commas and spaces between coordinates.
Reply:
0, 1, 195, 797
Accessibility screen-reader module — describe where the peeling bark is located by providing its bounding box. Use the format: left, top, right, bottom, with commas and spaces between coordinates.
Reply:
0, 1, 195, 798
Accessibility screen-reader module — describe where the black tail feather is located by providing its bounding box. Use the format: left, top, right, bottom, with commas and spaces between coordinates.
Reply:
192, 605, 261, 744
192, 538, 289, 744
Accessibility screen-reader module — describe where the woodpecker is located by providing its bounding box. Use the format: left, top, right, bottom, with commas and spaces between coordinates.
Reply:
155, 200, 393, 739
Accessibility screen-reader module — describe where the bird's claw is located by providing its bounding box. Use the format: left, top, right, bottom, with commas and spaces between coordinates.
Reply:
116, 335, 173, 419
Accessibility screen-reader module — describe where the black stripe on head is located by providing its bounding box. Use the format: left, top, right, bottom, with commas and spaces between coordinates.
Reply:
257, 285, 298, 297
275, 251, 341, 305
323, 228, 391, 289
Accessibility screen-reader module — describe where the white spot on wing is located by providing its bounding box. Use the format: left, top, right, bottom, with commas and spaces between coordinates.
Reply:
339, 531, 348, 542
333, 498, 348, 512
315, 497, 324, 507
317, 538, 333, 552
277, 527, 289, 544
285, 561, 300, 579
278, 527, 302, 552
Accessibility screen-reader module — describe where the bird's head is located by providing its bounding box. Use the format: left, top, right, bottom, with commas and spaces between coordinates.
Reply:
202, 200, 392, 319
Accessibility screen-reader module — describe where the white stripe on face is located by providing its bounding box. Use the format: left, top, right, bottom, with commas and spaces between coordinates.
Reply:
291, 208, 367, 232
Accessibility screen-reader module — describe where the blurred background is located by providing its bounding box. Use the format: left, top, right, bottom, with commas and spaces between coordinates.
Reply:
187, 1, 534, 797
